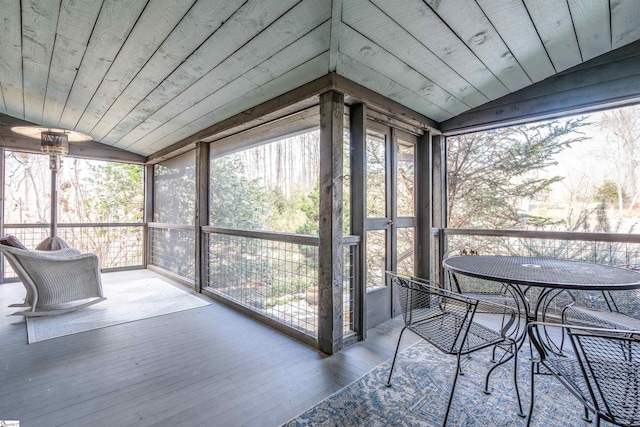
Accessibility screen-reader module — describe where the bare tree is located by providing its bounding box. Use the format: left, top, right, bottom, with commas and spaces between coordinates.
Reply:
597, 105, 640, 211
4, 152, 50, 223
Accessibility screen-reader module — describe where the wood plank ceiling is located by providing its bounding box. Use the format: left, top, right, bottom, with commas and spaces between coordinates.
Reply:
0, 0, 639, 157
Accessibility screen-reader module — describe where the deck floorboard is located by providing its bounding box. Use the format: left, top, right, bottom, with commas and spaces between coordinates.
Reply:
0, 270, 417, 427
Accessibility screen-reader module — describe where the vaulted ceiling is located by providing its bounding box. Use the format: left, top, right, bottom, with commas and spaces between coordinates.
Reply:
1, 0, 639, 157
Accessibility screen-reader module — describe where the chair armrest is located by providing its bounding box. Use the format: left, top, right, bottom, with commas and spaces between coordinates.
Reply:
528, 322, 639, 357
475, 299, 517, 337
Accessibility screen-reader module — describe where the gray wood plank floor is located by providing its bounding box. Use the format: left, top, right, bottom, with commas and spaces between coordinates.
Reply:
0, 270, 419, 427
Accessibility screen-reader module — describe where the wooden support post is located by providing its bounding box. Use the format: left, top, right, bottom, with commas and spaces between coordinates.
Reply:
318, 90, 344, 355
416, 131, 432, 280
143, 164, 154, 268
194, 142, 209, 293
431, 134, 446, 285
349, 103, 366, 341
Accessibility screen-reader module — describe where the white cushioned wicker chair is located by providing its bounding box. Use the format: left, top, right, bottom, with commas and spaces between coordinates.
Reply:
0, 240, 105, 316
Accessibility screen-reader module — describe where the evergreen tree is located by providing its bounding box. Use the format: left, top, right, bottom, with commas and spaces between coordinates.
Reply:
447, 118, 587, 229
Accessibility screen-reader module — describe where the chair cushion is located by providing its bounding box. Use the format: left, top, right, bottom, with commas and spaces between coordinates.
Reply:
0, 235, 27, 250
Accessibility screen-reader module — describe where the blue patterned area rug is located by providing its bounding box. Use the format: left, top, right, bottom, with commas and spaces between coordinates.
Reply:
283, 340, 600, 427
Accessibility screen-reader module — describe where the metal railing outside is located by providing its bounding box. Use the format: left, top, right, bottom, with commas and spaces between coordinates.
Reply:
148, 223, 196, 283
204, 226, 360, 339
2, 223, 144, 280
438, 228, 640, 317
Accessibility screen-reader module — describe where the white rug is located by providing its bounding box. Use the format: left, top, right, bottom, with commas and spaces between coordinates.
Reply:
26, 278, 210, 343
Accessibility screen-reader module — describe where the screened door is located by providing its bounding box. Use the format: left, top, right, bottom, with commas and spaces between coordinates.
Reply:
365, 123, 416, 328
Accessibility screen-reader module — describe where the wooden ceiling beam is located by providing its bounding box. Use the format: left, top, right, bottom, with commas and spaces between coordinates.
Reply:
0, 114, 146, 164
440, 39, 640, 135
146, 74, 336, 164
147, 72, 440, 163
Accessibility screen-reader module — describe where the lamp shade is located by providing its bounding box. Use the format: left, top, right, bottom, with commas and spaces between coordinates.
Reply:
11, 126, 92, 143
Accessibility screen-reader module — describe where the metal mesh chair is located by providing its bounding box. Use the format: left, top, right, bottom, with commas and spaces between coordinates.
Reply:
443, 250, 520, 308
386, 272, 523, 426
562, 287, 640, 331
527, 322, 640, 427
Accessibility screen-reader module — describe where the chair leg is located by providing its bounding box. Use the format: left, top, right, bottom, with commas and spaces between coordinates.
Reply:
483, 347, 513, 395
511, 341, 524, 417
526, 359, 536, 427
386, 326, 407, 387
443, 353, 463, 427
582, 406, 592, 423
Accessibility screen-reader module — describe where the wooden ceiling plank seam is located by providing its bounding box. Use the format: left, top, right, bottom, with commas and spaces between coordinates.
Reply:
76, 0, 197, 137
475, 0, 555, 83
88, 0, 247, 144
564, 0, 585, 63
523, 0, 582, 72
329, 0, 342, 72
101, 0, 303, 146
66, 0, 154, 132
610, 0, 640, 49
342, 0, 488, 108
56, 0, 149, 132
0, 0, 25, 119
519, 0, 557, 75
566, 0, 610, 62
38, 0, 65, 126
422, 0, 531, 92
42, 0, 104, 128
125, 25, 332, 152
609, 0, 614, 50
148, 52, 335, 162
21, 0, 61, 124
114, 0, 329, 150
370, 0, 509, 100
336, 53, 452, 122
339, 24, 468, 115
